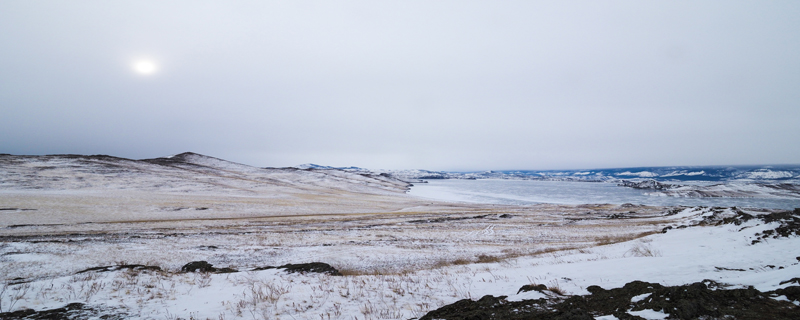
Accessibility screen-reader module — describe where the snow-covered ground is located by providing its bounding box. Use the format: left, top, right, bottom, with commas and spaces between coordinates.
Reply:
2, 206, 798, 319
1, 153, 799, 319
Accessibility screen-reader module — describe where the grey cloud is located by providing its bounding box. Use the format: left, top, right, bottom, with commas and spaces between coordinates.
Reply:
1, 1, 799, 171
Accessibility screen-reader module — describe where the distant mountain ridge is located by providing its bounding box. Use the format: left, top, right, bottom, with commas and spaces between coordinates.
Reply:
618, 179, 800, 198
496, 165, 800, 182
295, 164, 800, 183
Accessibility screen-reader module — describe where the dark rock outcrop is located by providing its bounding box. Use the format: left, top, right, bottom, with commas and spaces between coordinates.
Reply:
421, 280, 800, 320
76, 264, 161, 274
0, 303, 127, 320
181, 261, 237, 273
518, 284, 548, 294
279, 262, 342, 275
253, 262, 341, 276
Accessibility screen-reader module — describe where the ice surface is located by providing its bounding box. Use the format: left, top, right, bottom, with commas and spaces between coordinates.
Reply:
409, 179, 800, 209
616, 171, 659, 178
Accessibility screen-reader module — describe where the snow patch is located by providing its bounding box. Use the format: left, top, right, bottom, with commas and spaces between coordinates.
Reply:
662, 170, 705, 177
630, 292, 651, 303
743, 169, 795, 180
628, 309, 669, 319
616, 171, 659, 178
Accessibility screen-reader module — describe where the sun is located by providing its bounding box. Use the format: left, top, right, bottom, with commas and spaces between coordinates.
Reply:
133, 60, 157, 75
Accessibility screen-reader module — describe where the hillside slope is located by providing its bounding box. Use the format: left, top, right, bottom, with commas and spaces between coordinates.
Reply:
0, 152, 451, 226
0, 152, 410, 195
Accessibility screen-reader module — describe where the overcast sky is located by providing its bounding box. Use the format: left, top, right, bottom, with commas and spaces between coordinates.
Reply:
1, 1, 799, 171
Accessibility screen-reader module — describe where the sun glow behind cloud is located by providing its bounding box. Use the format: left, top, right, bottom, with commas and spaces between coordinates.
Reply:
133, 60, 157, 75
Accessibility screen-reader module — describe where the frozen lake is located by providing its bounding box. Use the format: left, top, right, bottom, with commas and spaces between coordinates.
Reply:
408, 179, 800, 210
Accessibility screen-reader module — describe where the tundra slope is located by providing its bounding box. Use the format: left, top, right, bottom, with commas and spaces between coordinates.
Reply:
0, 152, 434, 225
0, 152, 410, 195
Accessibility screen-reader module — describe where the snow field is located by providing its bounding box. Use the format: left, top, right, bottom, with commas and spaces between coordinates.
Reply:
3, 205, 798, 319
1, 203, 672, 281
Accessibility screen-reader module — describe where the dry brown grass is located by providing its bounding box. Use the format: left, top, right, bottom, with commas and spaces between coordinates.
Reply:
626, 241, 662, 257
335, 265, 415, 276
547, 280, 565, 295
529, 246, 580, 257
476, 254, 501, 263
594, 230, 660, 246
431, 258, 472, 269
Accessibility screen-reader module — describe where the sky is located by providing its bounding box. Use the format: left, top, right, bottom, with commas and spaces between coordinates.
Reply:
1, 1, 799, 171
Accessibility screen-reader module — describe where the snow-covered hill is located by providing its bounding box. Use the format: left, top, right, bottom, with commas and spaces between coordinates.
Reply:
619, 179, 800, 199
0, 152, 411, 195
